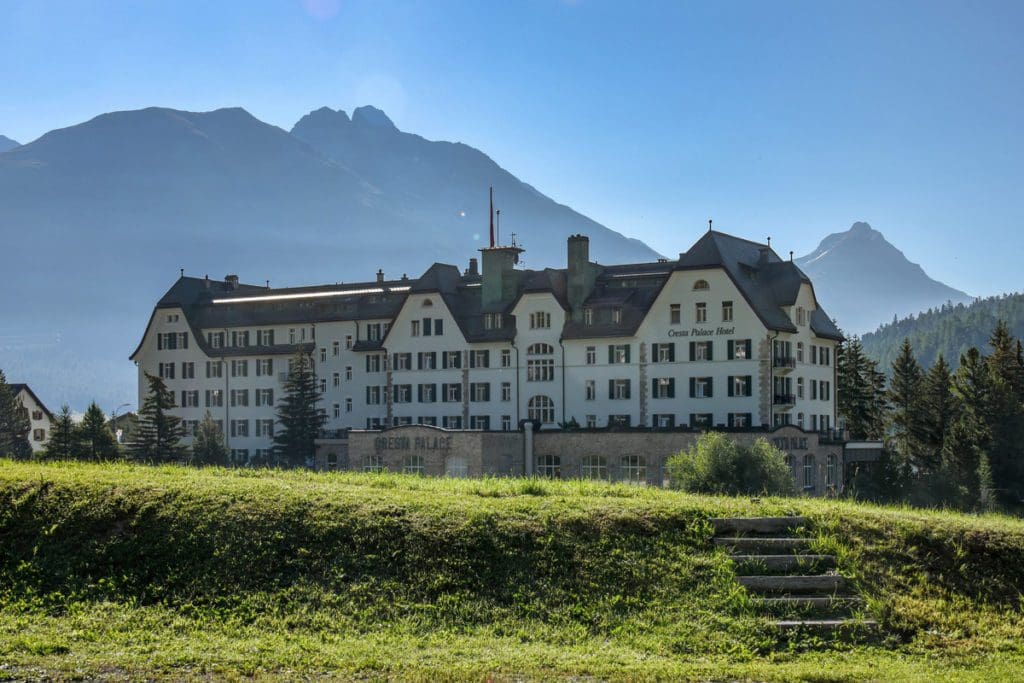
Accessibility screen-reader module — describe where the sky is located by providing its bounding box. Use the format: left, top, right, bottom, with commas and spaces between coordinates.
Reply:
2, 0, 1022, 297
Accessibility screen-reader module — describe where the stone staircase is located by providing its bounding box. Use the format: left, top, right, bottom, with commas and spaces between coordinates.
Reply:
711, 516, 877, 637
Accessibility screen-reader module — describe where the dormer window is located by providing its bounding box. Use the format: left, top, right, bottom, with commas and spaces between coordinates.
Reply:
796, 306, 806, 325
612, 308, 622, 324
693, 279, 710, 291
529, 311, 551, 329
484, 313, 502, 330
583, 308, 593, 325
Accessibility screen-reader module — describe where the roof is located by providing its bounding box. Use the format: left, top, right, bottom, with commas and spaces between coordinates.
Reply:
133, 230, 843, 355
9, 383, 55, 421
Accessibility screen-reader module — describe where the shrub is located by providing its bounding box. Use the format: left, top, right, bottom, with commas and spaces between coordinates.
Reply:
666, 432, 796, 496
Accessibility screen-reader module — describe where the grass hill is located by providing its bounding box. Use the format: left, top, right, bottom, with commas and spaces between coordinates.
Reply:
2, 461, 1024, 680
861, 292, 1024, 371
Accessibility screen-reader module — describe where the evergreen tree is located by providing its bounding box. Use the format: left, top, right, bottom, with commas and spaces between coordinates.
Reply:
0, 369, 32, 459
984, 321, 1024, 503
131, 372, 186, 463
73, 402, 120, 461
837, 337, 887, 439
43, 404, 77, 460
917, 356, 958, 474
191, 411, 229, 466
942, 347, 993, 506
273, 351, 325, 467
887, 338, 925, 469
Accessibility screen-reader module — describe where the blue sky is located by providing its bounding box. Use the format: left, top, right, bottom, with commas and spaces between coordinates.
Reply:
2, 0, 1022, 296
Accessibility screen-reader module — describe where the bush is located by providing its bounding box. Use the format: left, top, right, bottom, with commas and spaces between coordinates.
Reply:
666, 432, 796, 496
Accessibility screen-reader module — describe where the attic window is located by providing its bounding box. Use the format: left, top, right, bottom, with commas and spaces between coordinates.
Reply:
583, 308, 593, 325
693, 280, 710, 291
796, 306, 806, 325
612, 308, 622, 324
422, 298, 434, 307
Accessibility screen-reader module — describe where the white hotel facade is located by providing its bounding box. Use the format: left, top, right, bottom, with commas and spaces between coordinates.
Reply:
131, 230, 842, 464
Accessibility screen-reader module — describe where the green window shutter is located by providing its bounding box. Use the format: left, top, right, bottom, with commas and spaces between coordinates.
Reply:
689, 342, 696, 361
728, 376, 734, 397
745, 376, 753, 397
625, 345, 631, 364
668, 378, 675, 398
689, 377, 696, 398
608, 345, 615, 364
652, 378, 658, 396
624, 381, 631, 400
608, 379, 615, 399
727, 339, 734, 359
668, 343, 676, 362
707, 342, 714, 361
706, 378, 714, 398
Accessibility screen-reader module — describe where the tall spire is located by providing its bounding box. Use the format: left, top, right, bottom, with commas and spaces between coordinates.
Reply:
489, 186, 495, 248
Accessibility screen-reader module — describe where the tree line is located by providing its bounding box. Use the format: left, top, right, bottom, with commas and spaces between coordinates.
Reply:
0, 351, 325, 468
839, 320, 1024, 510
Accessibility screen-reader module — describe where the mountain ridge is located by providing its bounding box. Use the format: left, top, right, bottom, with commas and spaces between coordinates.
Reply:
0, 135, 19, 153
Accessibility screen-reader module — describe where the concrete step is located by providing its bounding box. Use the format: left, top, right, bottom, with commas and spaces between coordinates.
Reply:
774, 619, 878, 635
731, 554, 835, 572
738, 574, 846, 594
714, 537, 814, 553
710, 516, 809, 536
759, 595, 862, 609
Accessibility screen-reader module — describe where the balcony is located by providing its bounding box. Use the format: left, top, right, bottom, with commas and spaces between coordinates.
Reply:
317, 428, 350, 441
773, 356, 796, 373
773, 393, 796, 408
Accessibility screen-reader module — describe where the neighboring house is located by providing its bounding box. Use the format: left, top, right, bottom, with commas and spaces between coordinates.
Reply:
109, 412, 139, 444
10, 383, 55, 454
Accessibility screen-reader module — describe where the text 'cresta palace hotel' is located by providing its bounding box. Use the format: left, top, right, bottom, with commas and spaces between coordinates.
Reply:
132, 221, 846, 490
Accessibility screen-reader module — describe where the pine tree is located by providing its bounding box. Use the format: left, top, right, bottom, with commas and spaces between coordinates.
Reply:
984, 321, 1024, 503
837, 337, 887, 439
131, 372, 186, 463
918, 356, 958, 474
888, 338, 925, 468
73, 402, 120, 461
942, 347, 993, 506
0, 369, 31, 459
273, 350, 325, 468
43, 404, 77, 460
191, 411, 229, 466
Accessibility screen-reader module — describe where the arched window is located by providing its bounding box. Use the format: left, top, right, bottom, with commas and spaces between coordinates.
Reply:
446, 455, 469, 478
363, 454, 384, 473
581, 455, 608, 480
422, 298, 434, 307
527, 343, 554, 355
528, 395, 555, 424
403, 454, 425, 475
537, 454, 561, 478
693, 279, 710, 291
826, 453, 838, 489
784, 454, 795, 476
621, 455, 647, 483
803, 454, 815, 490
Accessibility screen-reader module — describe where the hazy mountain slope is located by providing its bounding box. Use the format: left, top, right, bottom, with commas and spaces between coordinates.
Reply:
796, 222, 972, 334
0, 135, 19, 153
861, 292, 1024, 371
290, 106, 661, 267
0, 105, 661, 411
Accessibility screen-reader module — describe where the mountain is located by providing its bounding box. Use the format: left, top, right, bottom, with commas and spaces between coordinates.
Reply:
861, 292, 1024, 371
0, 135, 19, 152
796, 222, 973, 334
0, 105, 661, 411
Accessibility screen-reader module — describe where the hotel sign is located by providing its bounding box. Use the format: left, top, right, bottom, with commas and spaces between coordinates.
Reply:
374, 434, 453, 452
668, 326, 736, 338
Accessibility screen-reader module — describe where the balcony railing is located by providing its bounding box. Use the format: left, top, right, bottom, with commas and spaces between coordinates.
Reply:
773, 356, 796, 370
773, 393, 796, 406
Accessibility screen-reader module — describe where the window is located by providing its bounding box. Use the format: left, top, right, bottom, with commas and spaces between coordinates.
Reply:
446, 456, 470, 478
418, 384, 436, 402
691, 341, 713, 361
810, 345, 818, 365
206, 361, 223, 378
722, 301, 733, 322
418, 352, 436, 370
527, 395, 555, 424
608, 414, 631, 428
581, 455, 608, 480
230, 419, 249, 438
797, 412, 805, 429
158, 362, 175, 380
443, 383, 462, 402
811, 379, 818, 400
319, 378, 327, 394
527, 343, 554, 381
207, 331, 224, 349
689, 413, 713, 428
393, 353, 412, 371
443, 415, 463, 429
363, 454, 385, 473
608, 344, 630, 364
345, 366, 353, 381
585, 379, 596, 400
690, 377, 713, 398
695, 302, 707, 323
411, 319, 420, 336
728, 339, 751, 360
470, 382, 490, 402
501, 349, 512, 368
796, 306, 806, 325
418, 416, 437, 426
181, 390, 199, 408
393, 384, 412, 403
230, 389, 248, 407
320, 347, 327, 363
536, 454, 561, 478
821, 381, 831, 401
205, 389, 223, 408
289, 328, 296, 344
728, 375, 752, 397
231, 449, 250, 463
826, 454, 839, 489
325, 452, 338, 471
585, 346, 596, 365
774, 413, 792, 427
820, 347, 831, 366
256, 388, 274, 406
470, 415, 490, 430
797, 377, 805, 399
529, 311, 551, 329
693, 279, 709, 291
670, 303, 681, 325
484, 313, 502, 330
366, 386, 383, 405
585, 415, 597, 428
652, 377, 675, 399
434, 319, 444, 336
621, 455, 647, 483
728, 412, 752, 428
654, 414, 676, 428
333, 372, 340, 387
256, 419, 274, 438
180, 362, 195, 379
366, 355, 383, 373
403, 455, 425, 475
231, 360, 248, 377
367, 417, 385, 429
181, 420, 199, 437
501, 382, 511, 401
612, 308, 622, 324
345, 335, 353, 349
332, 340, 340, 356
366, 323, 382, 341
470, 350, 489, 368
345, 397, 352, 413
797, 342, 804, 363
583, 308, 593, 325
231, 330, 249, 348
442, 351, 462, 369
653, 343, 675, 363
501, 415, 512, 431
166, 313, 180, 323
609, 378, 631, 400
31, 410, 43, 422
803, 454, 815, 490
255, 358, 273, 376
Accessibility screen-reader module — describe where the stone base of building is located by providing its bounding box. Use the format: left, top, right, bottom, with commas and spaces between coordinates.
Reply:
315, 424, 846, 497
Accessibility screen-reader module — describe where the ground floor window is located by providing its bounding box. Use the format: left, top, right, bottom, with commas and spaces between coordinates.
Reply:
621, 455, 647, 483
803, 454, 815, 490
581, 455, 608, 480
403, 454, 425, 475
363, 454, 384, 473
826, 453, 838, 489
537, 454, 561, 478
446, 456, 469, 478
326, 452, 338, 470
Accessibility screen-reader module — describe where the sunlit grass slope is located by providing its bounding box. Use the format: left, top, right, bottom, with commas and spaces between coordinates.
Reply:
1, 460, 1023, 681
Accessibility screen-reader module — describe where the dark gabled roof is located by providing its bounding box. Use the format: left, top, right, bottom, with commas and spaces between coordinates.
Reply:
9, 383, 55, 420
810, 309, 844, 341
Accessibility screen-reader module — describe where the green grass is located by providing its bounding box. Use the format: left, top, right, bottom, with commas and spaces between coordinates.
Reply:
1, 460, 1023, 681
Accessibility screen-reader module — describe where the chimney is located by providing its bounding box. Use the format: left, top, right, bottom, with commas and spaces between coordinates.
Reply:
224, 274, 239, 290
757, 247, 771, 265
467, 257, 479, 276
376, 269, 385, 285
567, 234, 597, 322
204, 274, 210, 289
